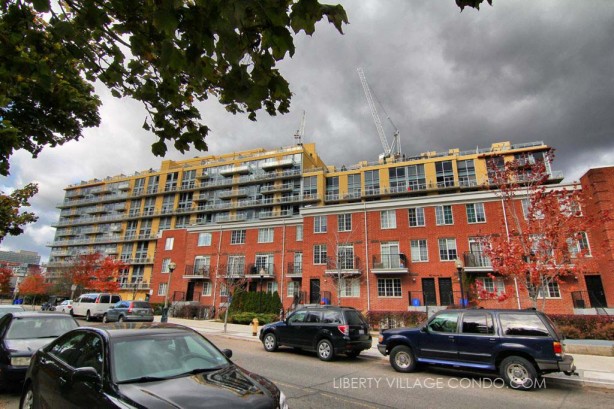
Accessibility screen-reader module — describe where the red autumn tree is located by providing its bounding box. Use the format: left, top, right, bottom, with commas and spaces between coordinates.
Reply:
18, 272, 49, 306
88, 257, 125, 293
67, 253, 102, 292
479, 152, 607, 310
0, 266, 13, 295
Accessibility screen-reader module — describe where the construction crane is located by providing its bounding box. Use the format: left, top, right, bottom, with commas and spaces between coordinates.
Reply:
294, 110, 306, 145
357, 67, 401, 161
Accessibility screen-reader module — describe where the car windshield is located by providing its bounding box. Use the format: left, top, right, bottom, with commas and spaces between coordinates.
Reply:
132, 302, 151, 309
6, 317, 78, 339
111, 332, 231, 384
0, 306, 25, 318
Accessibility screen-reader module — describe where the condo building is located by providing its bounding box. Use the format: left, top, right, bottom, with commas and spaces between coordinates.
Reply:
48, 141, 613, 314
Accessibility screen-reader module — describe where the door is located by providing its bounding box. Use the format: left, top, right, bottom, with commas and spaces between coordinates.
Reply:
455, 312, 497, 368
418, 311, 459, 362
310, 279, 321, 304
186, 281, 195, 301
422, 278, 437, 306
438, 277, 454, 306
277, 309, 308, 346
585, 275, 607, 308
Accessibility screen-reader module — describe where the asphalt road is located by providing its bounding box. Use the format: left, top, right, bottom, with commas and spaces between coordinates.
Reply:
3, 329, 614, 409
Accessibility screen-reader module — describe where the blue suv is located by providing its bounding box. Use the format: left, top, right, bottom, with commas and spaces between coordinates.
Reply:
377, 309, 576, 390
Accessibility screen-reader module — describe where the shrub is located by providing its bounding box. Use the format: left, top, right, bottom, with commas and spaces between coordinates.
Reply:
365, 311, 427, 330
548, 314, 614, 340
230, 312, 279, 325
228, 290, 282, 315
173, 304, 214, 320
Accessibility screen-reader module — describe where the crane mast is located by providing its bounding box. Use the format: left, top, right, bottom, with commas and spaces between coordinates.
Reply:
357, 67, 401, 161
294, 110, 306, 145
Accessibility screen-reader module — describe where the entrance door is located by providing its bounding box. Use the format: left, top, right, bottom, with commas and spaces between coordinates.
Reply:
422, 278, 437, 306
438, 278, 454, 306
585, 275, 607, 308
186, 281, 195, 301
310, 279, 321, 304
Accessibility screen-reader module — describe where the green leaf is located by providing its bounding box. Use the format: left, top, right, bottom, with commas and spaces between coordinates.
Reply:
31, 0, 50, 12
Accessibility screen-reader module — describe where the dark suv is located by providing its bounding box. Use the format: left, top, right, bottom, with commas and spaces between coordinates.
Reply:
377, 309, 576, 390
259, 306, 372, 361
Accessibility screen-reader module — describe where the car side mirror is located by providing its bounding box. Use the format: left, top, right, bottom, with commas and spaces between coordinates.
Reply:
72, 367, 101, 385
222, 349, 232, 358
421, 326, 428, 333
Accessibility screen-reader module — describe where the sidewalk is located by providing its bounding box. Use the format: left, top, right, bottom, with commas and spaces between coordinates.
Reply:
166, 317, 614, 390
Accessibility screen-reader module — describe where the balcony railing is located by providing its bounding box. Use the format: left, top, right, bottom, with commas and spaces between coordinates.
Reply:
371, 254, 409, 274
247, 263, 275, 276
463, 251, 492, 269
184, 264, 211, 279
118, 282, 151, 291
286, 262, 302, 277
324, 257, 362, 275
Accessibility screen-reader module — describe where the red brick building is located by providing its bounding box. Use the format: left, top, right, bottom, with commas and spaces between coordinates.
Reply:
149, 167, 613, 316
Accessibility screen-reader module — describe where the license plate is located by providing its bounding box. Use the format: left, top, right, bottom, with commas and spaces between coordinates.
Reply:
359, 329, 364, 335
138, 311, 144, 315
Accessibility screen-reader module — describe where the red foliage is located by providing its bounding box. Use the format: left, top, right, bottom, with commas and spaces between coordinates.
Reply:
18, 272, 49, 296
88, 257, 126, 293
0, 267, 12, 294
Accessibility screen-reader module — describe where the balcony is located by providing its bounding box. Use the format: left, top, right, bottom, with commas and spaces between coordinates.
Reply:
216, 213, 248, 223
371, 254, 410, 274
463, 251, 492, 272
219, 264, 245, 278
261, 158, 295, 170
119, 282, 151, 291
246, 263, 275, 278
194, 192, 211, 202
220, 164, 250, 176
260, 183, 294, 194
196, 170, 210, 179
218, 188, 249, 199
286, 262, 302, 278
324, 257, 362, 276
259, 209, 293, 219
184, 264, 210, 279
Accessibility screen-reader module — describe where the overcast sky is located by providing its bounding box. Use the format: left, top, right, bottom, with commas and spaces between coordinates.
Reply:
2, 0, 614, 262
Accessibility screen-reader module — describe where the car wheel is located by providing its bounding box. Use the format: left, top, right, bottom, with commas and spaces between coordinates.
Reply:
500, 356, 539, 390
317, 339, 335, 361
263, 333, 278, 352
102, 314, 108, 323
346, 351, 361, 359
118, 316, 125, 323
69, 309, 74, 316
20, 383, 34, 409
390, 345, 417, 373
86, 311, 92, 322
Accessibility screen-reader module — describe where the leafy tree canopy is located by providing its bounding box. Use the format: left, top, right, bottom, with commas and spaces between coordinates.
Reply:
0, 0, 349, 176
0, 183, 38, 243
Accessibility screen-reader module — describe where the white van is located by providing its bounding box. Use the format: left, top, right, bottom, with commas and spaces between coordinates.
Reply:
72, 293, 121, 321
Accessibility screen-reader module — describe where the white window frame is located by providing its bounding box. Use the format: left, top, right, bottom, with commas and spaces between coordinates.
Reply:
231, 230, 246, 245
438, 238, 458, 261
408, 207, 425, 227
435, 205, 454, 225
158, 282, 168, 296
165, 237, 174, 250
338, 213, 352, 232
567, 232, 591, 257
340, 277, 360, 297
161, 258, 171, 273
202, 281, 212, 296
466, 203, 486, 224
287, 281, 300, 297
410, 239, 428, 262
381, 210, 397, 229
313, 244, 327, 265
477, 277, 506, 298
537, 280, 561, 299
194, 256, 210, 274
314, 216, 327, 233
377, 278, 402, 297
198, 232, 212, 246
296, 225, 303, 241
227, 255, 245, 276
266, 282, 278, 293
258, 228, 274, 243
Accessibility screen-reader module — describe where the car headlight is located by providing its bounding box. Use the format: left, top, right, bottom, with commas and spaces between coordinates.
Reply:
11, 356, 31, 367
279, 391, 288, 409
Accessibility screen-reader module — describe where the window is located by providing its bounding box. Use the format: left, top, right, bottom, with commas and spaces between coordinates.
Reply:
291, 252, 303, 274
461, 313, 495, 335
477, 277, 505, 297
227, 255, 245, 276
287, 281, 300, 297
326, 176, 339, 201
466, 203, 486, 223
364, 170, 380, 195
302, 176, 317, 197
161, 258, 172, 273
438, 238, 457, 261
537, 280, 561, 298
231, 230, 246, 244
347, 174, 361, 198
410, 239, 428, 262
313, 244, 327, 264
314, 215, 327, 233
258, 228, 274, 243
522, 198, 544, 220
158, 282, 168, 296
435, 205, 454, 225
340, 278, 360, 297
378, 278, 401, 297
435, 160, 454, 188
428, 312, 459, 333
408, 207, 425, 227
296, 225, 303, 241
220, 284, 229, 297
567, 232, 591, 257
175, 215, 190, 228
458, 159, 477, 187
381, 242, 401, 268
198, 232, 212, 246
381, 210, 397, 229
499, 313, 550, 337
202, 281, 212, 296
338, 214, 352, 232
178, 192, 193, 210
266, 282, 278, 293
159, 217, 172, 230
255, 254, 274, 274
337, 245, 354, 269
194, 257, 210, 275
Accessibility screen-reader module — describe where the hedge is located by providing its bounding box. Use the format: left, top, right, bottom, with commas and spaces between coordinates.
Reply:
365, 310, 614, 340
228, 290, 282, 315
230, 312, 279, 325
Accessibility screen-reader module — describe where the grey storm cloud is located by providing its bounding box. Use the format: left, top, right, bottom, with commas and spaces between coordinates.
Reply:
2, 0, 613, 261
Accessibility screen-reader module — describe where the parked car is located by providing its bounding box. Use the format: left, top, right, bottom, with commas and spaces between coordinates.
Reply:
40, 296, 68, 311
259, 305, 372, 361
0, 305, 25, 318
0, 312, 79, 389
20, 323, 288, 409
56, 300, 73, 314
71, 293, 121, 321
102, 300, 154, 323
377, 308, 576, 390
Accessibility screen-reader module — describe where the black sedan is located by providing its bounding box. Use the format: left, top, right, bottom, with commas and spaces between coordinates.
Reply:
20, 323, 288, 409
0, 312, 79, 389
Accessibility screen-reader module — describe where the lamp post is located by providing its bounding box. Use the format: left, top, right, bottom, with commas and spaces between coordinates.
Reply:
455, 258, 465, 308
161, 261, 176, 322
258, 268, 265, 313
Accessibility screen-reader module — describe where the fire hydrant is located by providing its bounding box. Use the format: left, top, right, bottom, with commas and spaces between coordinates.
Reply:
251, 318, 259, 336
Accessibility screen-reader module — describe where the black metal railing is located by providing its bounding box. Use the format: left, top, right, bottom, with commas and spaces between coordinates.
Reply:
247, 263, 275, 275
372, 253, 408, 269
287, 262, 302, 275
463, 251, 492, 268
184, 264, 210, 278
326, 256, 361, 271
571, 290, 609, 314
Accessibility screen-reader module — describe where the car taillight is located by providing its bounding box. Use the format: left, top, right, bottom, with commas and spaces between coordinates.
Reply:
553, 341, 563, 356
128, 303, 133, 313
67, 306, 72, 309
338, 325, 349, 336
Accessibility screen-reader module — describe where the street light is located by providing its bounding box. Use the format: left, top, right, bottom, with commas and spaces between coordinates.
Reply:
455, 258, 465, 308
161, 261, 176, 322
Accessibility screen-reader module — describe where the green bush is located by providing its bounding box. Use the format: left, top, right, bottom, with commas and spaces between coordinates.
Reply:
229, 312, 279, 325
228, 290, 282, 315
365, 311, 427, 330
